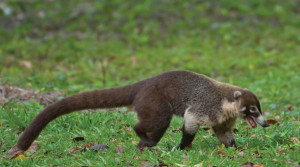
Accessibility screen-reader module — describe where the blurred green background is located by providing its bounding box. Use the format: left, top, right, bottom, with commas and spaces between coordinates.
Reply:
0, 0, 299, 89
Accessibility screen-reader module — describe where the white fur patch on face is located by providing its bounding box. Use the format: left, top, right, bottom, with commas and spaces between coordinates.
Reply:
253, 115, 266, 125
183, 106, 200, 134
221, 99, 239, 122
240, 107, 246, 112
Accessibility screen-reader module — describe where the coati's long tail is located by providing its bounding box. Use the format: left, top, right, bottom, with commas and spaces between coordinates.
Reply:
16, 83, 143, 152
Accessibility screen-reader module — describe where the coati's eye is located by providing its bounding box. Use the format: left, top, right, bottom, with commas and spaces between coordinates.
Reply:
250, 106, 256, 111
249, 106, 259, 117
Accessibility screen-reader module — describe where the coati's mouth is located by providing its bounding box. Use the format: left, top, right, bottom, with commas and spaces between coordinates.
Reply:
246, 115, 257, 128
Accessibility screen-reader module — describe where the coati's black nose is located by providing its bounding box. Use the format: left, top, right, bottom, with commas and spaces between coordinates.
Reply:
262, 122, 270, 127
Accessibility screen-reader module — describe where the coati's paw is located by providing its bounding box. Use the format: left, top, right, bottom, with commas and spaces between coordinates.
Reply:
176, 146, 182, 150
178, 143, 192, 150
229, 140, 237, 147
222, 140, 237, 148
137, 145, 150, 152
137, 140, 156, 152
8, 144, 24, 158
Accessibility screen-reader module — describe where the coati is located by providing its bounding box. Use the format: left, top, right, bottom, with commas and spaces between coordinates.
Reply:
8, 70, 269, 157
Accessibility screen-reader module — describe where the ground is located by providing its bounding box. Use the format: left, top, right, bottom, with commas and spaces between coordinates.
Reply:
0, 1, 299, 166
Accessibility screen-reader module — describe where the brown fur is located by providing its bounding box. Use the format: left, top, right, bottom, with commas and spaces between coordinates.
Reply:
9, 70, 266, 157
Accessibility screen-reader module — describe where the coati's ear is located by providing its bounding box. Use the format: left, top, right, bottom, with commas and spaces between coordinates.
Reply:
234, 91, 242, 100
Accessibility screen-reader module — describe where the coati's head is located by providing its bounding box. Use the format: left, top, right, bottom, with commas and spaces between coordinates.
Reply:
234, 90, 269, 128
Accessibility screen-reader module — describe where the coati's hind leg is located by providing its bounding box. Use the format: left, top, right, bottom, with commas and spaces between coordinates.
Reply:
179, 108, 200, 149
212, 118, 237, 147
134, 120, 171, 150
133, 86, 173, 150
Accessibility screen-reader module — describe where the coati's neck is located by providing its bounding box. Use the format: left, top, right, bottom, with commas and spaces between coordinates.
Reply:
218, 83, 244, 123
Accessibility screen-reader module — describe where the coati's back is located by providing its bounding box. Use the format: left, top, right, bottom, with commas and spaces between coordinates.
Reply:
145, 71, 226, 116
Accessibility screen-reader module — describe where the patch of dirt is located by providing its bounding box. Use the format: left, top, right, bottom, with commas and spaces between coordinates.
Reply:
0, 85, 130, 113
0, 85, 65, 106
37, 91, 65, 106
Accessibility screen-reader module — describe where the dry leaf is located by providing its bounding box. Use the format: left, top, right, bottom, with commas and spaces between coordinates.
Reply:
235, 146, 248, 151
125, 127, 132, 131
238, 151, 244, 157
133, 156, 139, 160
233, 128, 239, 134
291, 137, 299, 144
19, 60, 32, 69
242, 162, 254, 167
253, 164, 264, 167
109, 138, 116, 142
276, 148, 287, 154
132, 141, 138, 144
287, 144, 295, 151
274, 115, 280, 119
70, 146, 82, 154
253, 151, 262, 158
82, 143, 93, 148
216, 151, 227, 156
267, 119, 279, 126
285, 159, 294, 163
15, 154, 30, 160
106, 56, 115, 62
139, 161, 154, 167
260, 136, 264, 141
170, 126, 181, 133
158, 159, 169, 166
91, 144, 109, 151
285, 105, 294, 111
115, 145, 123, 154
72, 137, 84, 142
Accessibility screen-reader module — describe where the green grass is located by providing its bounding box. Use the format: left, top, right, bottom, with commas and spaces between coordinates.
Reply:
0, 1, 300, 166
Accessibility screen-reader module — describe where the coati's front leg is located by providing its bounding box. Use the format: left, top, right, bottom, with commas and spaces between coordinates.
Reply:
179, 109, 200, 149
212, 118, 237, 147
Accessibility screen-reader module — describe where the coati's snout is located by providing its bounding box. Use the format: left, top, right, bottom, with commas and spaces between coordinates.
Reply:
245, 111, 269, 128
234, 90, 269, 128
